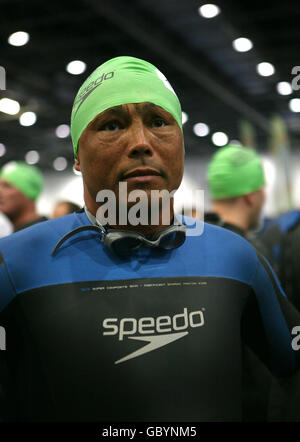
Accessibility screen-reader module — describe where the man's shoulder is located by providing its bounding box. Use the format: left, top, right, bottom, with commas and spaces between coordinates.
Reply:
178, 216, 259, 285
0, 212, 91, 297
181, 215, 258, 265
0, 213, 84, 254
181, 215, 255, 249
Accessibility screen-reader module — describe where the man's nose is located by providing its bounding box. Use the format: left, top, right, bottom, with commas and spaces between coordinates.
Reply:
127, 122, 154, 158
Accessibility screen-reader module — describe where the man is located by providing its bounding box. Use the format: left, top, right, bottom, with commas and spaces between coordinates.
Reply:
260, 208, 300, 311
260, 208, 300, 421
206, 146, 275, 421
206, 145, 266, 239
0, 56, 299, 422
0, 161, 46, 232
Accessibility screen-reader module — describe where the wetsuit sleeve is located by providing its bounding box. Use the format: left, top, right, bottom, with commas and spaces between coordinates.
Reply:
0, 252, 17, 421
241, 252, 300, 377
0, 252, 16, 313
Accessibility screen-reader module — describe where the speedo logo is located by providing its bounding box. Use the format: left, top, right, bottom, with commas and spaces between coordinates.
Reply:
72, 71, 114, 117
102, 307, 205, 364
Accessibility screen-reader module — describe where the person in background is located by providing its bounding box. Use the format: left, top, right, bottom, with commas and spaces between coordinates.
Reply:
260, 207, 300, 421
0, 161, 46, 232
206, 144, 273, 422
51, 200, 81, 218
206, 145, 266, 240
260, 208, 300, 311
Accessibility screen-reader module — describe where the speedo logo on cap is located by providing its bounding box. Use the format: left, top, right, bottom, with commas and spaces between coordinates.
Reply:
102, 307, 205, 364
72, 71, 114, 118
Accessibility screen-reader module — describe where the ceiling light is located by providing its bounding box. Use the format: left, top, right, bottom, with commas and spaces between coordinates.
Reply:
66, 60, 86, 75
256, 62, 275, 77
19, 111, 37, 126
276, 82, 292, 96
289, 98, 300, 112
25, 150, 40, 164
198, 4, 220, 18
232, 37, 253, 53
212, 132, 228, 146
182, 112, 189, 124
53, 157, 68, 171
56, 124, 70, 138
0, 98, 20, 115
8, 31, 30, 47
193, 123, 210, 137
0, 143, 6, 157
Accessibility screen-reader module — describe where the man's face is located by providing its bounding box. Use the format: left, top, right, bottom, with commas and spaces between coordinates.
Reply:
0, 179, 29, 218
249, 188, 265, 230
75, 102, 184, 214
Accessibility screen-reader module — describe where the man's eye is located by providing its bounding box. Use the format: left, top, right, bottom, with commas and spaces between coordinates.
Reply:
99, 121, 122, 131
152, 117, 167, 128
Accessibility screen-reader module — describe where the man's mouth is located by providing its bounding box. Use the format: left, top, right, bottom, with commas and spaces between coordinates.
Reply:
122, 168, 162, 182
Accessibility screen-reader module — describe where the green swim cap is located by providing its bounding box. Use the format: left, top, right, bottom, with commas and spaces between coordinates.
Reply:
71, 56, 183, 155
207, 145, 265, 199
0, 161, 43, 200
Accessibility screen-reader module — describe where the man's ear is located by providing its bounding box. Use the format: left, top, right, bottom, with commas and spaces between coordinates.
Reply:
244, 193, 255, 206
74, 153, 81, 171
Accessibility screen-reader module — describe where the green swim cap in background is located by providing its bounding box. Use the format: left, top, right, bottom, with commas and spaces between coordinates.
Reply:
71, 56, 183, 155
207, 145, 265, 199
0, 161, 44, 200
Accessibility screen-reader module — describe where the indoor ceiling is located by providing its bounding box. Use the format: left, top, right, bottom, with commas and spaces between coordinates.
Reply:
0, 0, 300, 172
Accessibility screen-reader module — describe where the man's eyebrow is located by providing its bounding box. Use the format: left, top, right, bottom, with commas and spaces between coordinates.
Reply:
92, 102, 163, 125
138, 102, 155, 110
100, 105, 128, 116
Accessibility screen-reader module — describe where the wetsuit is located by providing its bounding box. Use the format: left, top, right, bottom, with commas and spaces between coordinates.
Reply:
204, 212, 272, 421
13, 216, 48, 233
204, 212, 271, 261
261, 210, 300, 310
0, 211, 299, 422
260, 210, 300, 421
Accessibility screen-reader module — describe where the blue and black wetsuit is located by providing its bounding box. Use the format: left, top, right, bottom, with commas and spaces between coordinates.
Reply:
0, 211, 299, 421
204, 211, 273, 422
259, 210, 300, 421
